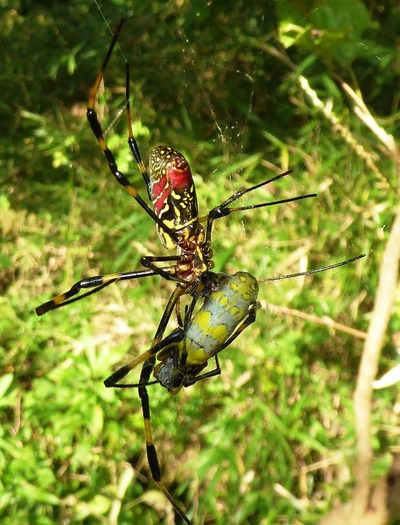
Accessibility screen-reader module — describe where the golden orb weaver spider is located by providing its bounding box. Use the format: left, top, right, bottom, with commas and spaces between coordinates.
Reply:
104, 254, 364, 524
105, 270, 260, 524
34, 15, 365, 524
105, 271, 261, 394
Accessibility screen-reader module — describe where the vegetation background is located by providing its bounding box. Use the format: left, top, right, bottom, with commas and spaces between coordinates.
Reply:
1, 0, 399, 523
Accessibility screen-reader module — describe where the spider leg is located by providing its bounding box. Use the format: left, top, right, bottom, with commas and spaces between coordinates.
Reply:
260, 254, 366, 282
125, 61, 151, 192
104, 285, 186, 386
105, 284, 192, 523
86, 18, 177, 242
103, 330, 184, 388
202, 169, 317, 241
140, 255, 188, 284
35, 265, 178, 315
139, 357, 192, 524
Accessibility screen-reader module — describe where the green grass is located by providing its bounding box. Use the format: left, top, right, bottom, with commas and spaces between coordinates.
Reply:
1, 1, 399, 524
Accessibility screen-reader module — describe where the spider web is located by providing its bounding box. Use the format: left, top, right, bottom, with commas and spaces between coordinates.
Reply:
89, 0, 375, 319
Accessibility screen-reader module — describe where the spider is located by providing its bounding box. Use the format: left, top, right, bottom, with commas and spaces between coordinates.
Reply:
105, 270, 260, 524
106, 254, 365, 392
104, 254, 364, 524
105, 271, 260, 394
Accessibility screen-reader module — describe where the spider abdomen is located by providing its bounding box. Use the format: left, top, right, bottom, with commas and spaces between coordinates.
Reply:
149, 145, 199, 250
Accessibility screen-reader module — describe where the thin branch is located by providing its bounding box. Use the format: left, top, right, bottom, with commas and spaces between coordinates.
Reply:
338, 79, 396, 154
264, 301, 367, 340
352, 210, 400, 518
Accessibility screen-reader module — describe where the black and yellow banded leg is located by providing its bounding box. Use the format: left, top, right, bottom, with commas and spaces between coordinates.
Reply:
105, 285, 192, 523
104, 329, 183, 388
104, 285, 186, 387
106, 357, 193, 522
125, 62, 151, 190
138, 359, 192, 525
35, 254, 187, 316
86, 17, 176, 242
135, 288, 192, 524
35, 268, 158, 315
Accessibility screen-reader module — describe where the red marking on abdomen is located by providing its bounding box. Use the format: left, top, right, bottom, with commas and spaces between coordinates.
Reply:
168, 165, 192, 190
151, 165, 192, 216
152, 176, 170, 216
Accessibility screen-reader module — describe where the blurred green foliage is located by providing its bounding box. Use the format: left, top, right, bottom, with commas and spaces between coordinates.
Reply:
1, 0, 399, 523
